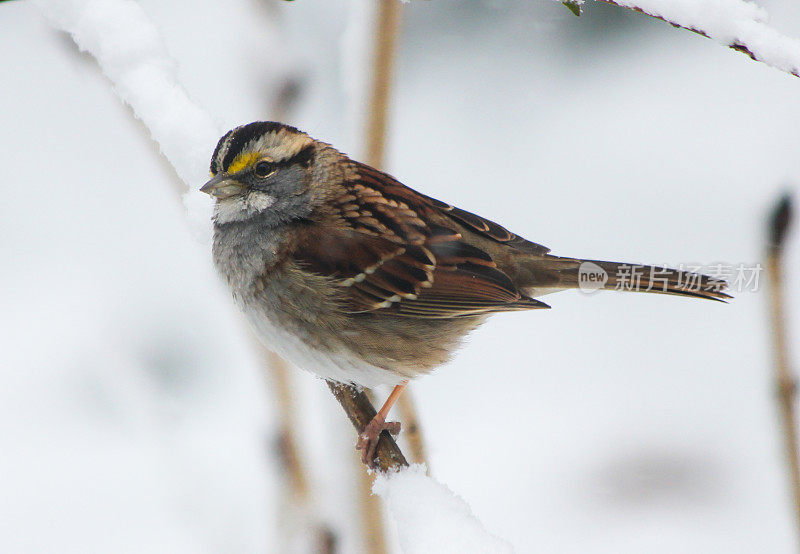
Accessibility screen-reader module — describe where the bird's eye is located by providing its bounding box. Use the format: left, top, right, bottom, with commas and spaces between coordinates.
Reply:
254, 160, 276, 178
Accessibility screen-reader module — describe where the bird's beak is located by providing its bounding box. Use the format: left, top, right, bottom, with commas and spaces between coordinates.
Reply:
200, 173, 247, 199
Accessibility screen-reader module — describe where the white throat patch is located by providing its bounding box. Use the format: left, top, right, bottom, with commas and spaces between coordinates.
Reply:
214, 191, 276, 224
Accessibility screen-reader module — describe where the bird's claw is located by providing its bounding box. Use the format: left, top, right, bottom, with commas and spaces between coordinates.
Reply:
356, 416, 401, 467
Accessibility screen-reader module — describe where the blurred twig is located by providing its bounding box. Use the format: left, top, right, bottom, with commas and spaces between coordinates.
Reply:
766, 192, 800, 540
269, 77, 304, 121
268, 350, 337, 554
396, 392, 428, 465
364, 0, 402, 167
268, 351, 310, 500
356, 417, 388, 554
363, 0, 429, 469
596, 0, 800, 79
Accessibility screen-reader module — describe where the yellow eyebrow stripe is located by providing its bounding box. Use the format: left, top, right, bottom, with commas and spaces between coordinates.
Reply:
227, 152, 267, 174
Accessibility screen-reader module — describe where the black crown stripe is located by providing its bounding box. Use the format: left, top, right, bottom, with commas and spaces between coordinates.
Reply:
213, 121, 303, 174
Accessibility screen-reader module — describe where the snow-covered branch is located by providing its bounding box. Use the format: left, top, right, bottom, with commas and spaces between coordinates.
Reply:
34, 0, 218, 237
35, 0, 219, 184
597, 0, 800, 78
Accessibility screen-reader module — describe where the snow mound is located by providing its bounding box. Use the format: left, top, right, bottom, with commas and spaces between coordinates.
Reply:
373, 465, 515, 554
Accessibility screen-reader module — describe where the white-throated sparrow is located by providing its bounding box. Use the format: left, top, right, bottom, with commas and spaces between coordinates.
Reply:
202, 121, 728, 465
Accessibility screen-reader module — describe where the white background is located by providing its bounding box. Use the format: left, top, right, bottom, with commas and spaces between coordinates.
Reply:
2, 0, 800, 552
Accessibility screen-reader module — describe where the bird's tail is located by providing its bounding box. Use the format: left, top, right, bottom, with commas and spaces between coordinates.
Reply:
519, 255, 731, 301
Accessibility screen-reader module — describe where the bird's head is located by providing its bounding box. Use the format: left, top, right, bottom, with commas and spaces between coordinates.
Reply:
202, 121, 330, 225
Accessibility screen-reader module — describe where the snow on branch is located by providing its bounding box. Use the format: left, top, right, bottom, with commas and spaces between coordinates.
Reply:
373, 465, 514, 554
34, 0, 218, 236
597, 0, 800, 78
35, 0, 219, 184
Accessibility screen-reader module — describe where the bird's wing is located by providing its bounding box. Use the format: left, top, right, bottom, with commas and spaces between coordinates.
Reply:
350, 163, 550, 255
291, 163, 549, 318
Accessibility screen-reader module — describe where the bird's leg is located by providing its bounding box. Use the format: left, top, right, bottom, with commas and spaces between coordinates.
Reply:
356, 380, 407, 467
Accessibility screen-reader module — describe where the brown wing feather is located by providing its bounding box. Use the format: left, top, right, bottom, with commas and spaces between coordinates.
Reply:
353, 163, 550, 255
292, 163, 550, 318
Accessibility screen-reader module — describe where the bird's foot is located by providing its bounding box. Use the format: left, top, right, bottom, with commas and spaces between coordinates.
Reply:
356, 414, 401, 468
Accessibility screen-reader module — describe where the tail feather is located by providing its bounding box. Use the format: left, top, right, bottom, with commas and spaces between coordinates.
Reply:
519, 255, 731, 301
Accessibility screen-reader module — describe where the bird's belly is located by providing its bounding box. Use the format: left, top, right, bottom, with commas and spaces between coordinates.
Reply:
242, 302, 408, 388
225, 257, 484, 388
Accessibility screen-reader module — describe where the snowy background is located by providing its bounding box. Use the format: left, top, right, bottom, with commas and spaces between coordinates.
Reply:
2, 0, 800, 552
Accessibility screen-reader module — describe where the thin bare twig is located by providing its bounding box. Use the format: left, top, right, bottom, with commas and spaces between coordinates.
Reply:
396, 391, 428, 465
269, 350, 337, 553
358, 387, 390, 554
766, 193, 800, 540
356, 435, 387, 554
364, 0, 402, 167
267, 351, 310, 500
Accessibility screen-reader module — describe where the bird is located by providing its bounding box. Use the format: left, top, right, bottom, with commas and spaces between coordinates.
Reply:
201, 121, 729, 466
